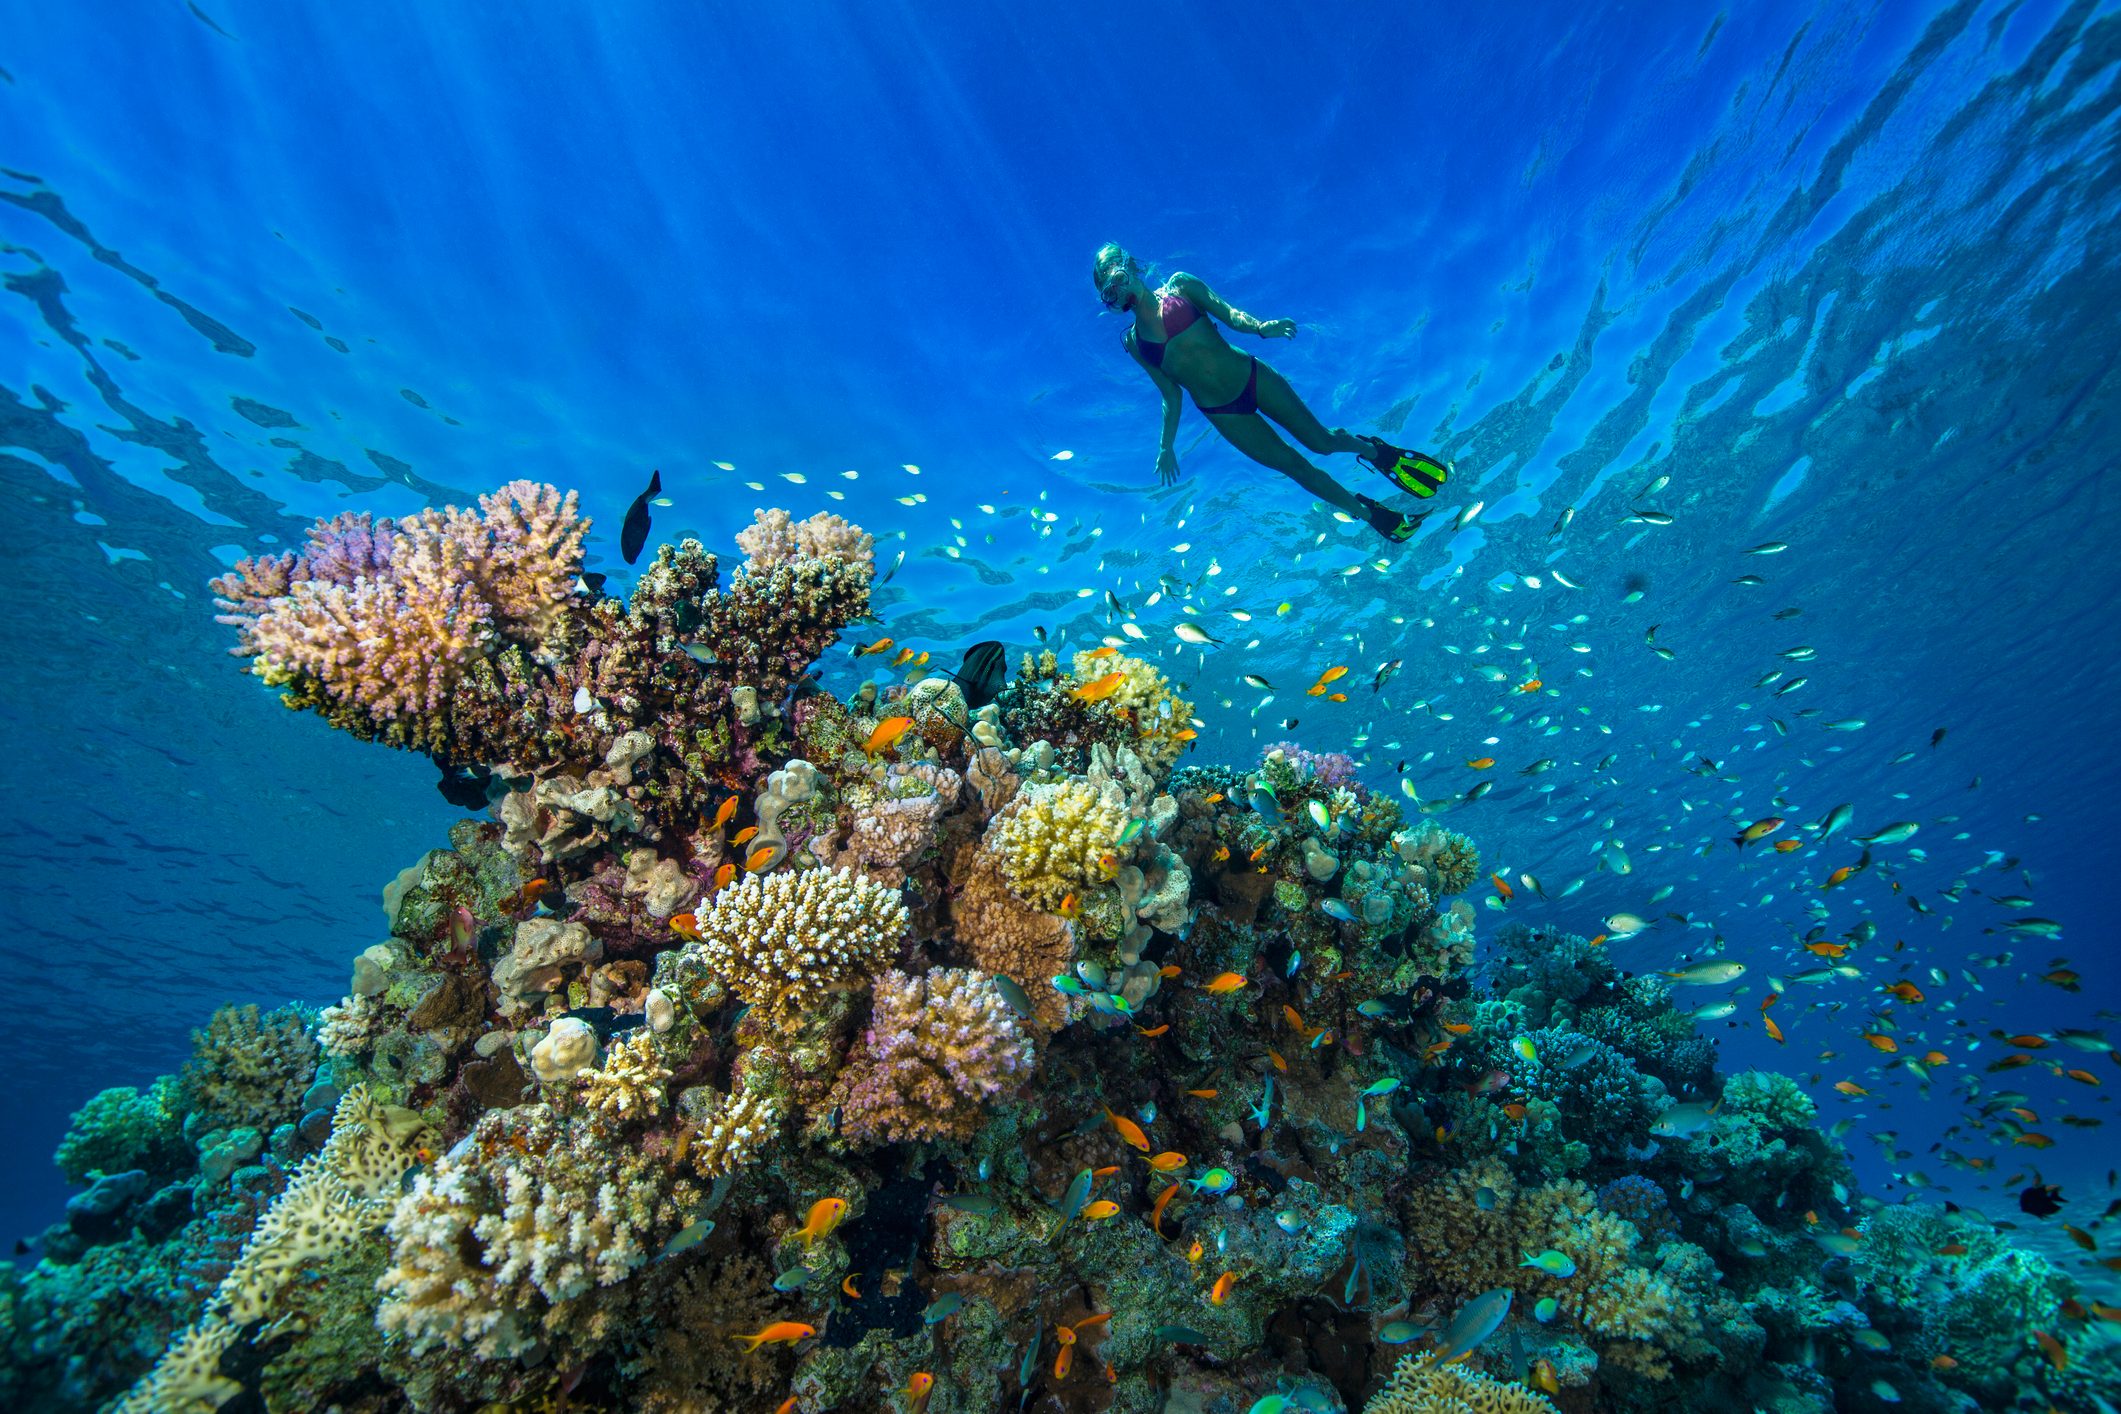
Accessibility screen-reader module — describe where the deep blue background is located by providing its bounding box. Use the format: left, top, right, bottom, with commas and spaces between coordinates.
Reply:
4, 0, 2117, 1279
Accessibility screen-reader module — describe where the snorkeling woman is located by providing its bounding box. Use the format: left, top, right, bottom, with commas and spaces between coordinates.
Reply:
1093, 243, 1449, 542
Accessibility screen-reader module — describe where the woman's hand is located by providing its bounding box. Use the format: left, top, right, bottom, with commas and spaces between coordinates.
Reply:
1257, 318, 1297, 339
1155, 448, 1181, 485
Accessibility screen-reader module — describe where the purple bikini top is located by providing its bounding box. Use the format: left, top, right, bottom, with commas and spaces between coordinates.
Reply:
1133, 292, 1200, 367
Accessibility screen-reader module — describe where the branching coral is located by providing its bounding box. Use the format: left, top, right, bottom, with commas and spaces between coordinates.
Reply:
685, 867, 907, 1027
178, 1003, 318, 1135
213, 481, 585, 719
1365, 1350, 1561, 1413
376, 1102, 697, 1360
1399, 1159, 1702, 1382
580, 1032, 673, 1121
54, 1080, 188, 1185
1065, 649, 1194, 773
1393, 822, 1481, 897
832, 969, 1036, 1144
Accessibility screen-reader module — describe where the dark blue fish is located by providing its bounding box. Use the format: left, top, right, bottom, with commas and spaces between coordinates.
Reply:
946, 640, 1009, 709
620, 468, 660, 565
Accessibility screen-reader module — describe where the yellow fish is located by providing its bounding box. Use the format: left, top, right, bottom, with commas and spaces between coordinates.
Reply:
1073, 671, 1129, 703
795, 1197, 848, 1244
1081, 1200, 1120, 1221
863, 716, 915, 754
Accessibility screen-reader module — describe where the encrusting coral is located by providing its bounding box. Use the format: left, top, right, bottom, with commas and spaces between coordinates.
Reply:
9, 487, 2092, 1414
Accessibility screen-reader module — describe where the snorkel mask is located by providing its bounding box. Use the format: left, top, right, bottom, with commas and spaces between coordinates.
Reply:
1098, 269, 1137, 313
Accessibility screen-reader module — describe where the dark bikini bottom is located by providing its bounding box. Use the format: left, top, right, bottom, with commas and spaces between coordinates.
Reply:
1193, 357, 1259, 416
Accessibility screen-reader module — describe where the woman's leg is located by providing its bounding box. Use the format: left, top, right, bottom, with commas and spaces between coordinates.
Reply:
1206, 410, 1368, 518
1253, 363, 1371, 456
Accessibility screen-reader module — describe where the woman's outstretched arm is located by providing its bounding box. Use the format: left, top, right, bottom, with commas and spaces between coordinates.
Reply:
1170, 272, 1296, 338
1127, 333, 1187, 484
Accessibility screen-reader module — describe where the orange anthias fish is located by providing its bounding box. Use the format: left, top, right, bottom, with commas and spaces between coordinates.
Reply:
745, 846, 778, 872
1516, 678, 1542, 693
889, 647, 917, 667
2008, 1034, 2049, 1049
1073, 671, 1129, 703
1733, 816, 1786, 847
517, 877, 554, 908
732, 825, 760, 846
1148, 1151, 1187, 1172
863, 716, 916, 754
841, 1272, 862, 1298
2033, 1329, 2068, 1371
1822, 865, 1856, 890
853, 637, 894, 657
1833, 1080, 1869, 1096
1863, 1033, 1899, 1053
902, 1372, 934, 1410
713, 861, 737, 890
795, 1197, 849, 1244
1081, 1200, 1121, 1221
1104, 1107, 1151, 1152
776, 1398, 800, 1414
1490, 872, 1514, 901
668, 912, 701, 941
712, 796, 739, 829
1151, 1182, 1181, 1233
1203, 972, 1248, 994
1158, 964, 1183, 979
1282, 1004, 1305, 1033
1764, 1014, 1786, 1044
1185, 1088, 1218, 1099
1085, 645, 1119, 659
1135, 1023, 1170, 1038
1212, 845, 1230, 862
1465, 756, 1496, 770
1772, 838, 1804, 853
1186, 1237, 1205, 1263
1804, 941, 1850, 958
1266, 1048, 1289, 1073
1885, 981, 1925, 1002
1440, 1020, 1472, 1036
1210, 1270, 1239, 1304
732, 1321, 816, 1352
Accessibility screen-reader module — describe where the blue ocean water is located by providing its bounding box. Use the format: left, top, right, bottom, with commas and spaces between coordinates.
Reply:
3, 0, 2117, 1361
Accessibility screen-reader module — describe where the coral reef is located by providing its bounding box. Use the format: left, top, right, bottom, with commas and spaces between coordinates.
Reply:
7, 489, 2093, 1414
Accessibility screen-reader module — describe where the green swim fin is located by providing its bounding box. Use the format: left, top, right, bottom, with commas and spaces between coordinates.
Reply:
1361, 439, 1450, 499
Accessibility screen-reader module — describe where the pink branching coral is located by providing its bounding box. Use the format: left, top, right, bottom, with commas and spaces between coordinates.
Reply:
211, 481, 586, 719
833, 968, 1036, 1144
734, 507, 875, 572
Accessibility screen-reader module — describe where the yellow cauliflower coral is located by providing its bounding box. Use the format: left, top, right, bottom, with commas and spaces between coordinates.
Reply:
987, 779, 1129, 911
1067, 649, 1195, 774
